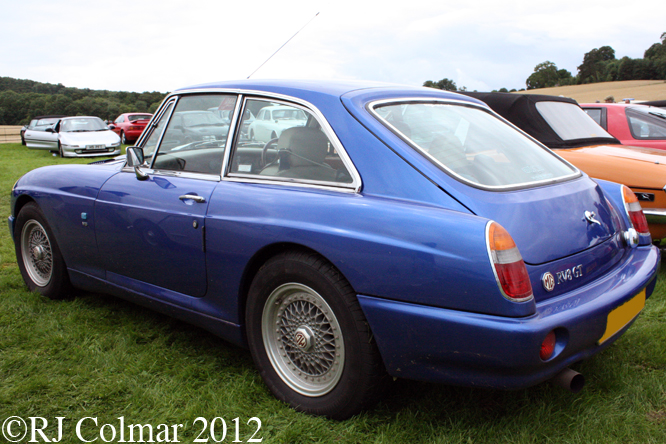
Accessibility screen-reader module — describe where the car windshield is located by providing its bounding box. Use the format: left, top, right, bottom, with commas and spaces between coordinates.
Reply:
372, 101, 578, 189
35, 118, 61, 127
60, 117, 108, 132
535, 102, 615, 141
128, 114, 151, 122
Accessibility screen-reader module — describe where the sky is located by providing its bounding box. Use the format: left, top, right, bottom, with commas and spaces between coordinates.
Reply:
1, 0, 665, 94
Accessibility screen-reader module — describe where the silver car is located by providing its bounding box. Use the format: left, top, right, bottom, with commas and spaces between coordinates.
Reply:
24, 116, 121, 158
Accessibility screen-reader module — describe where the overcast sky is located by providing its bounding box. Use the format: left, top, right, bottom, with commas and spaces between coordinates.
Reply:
1, 0, 664, 94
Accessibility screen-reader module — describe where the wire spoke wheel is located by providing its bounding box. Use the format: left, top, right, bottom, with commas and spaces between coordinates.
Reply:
262, 283, 344, 397
20, 220, 53, 287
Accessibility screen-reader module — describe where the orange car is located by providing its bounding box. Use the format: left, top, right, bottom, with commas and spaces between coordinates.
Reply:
462, 92, 666, 242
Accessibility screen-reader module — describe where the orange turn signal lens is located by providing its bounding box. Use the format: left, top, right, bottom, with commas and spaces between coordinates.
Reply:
487, 222, 533, 302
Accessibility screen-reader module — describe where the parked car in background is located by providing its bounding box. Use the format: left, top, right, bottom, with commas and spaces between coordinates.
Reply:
10, 80, 659, 419
580, 103, 666, 150
462, 92, 666, 242
24, 116, 121, 157
20, 115, 67, 145
640, 100, 666, 109
247, 104, 307, 142
109, 113, 152, 144
163, 110, 229, 146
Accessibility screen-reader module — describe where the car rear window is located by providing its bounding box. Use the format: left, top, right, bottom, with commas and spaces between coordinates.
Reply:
371, 100, 578, 189
536, 101, 615, 141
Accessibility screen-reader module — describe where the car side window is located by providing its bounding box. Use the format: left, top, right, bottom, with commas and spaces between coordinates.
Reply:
151, 94, 237, 175
626, 109, 666, 139
230, 99, 353, 184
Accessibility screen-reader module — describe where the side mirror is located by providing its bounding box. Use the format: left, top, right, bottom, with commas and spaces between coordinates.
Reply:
108, 124, 116, 130
126, 146, 149, 181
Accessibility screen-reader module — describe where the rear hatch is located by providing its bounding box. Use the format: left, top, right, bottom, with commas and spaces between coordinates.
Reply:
345, 89, 625, 300
456, 176, 617, 265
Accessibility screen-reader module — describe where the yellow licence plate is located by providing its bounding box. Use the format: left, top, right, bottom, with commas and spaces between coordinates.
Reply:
598, 289, 646, 345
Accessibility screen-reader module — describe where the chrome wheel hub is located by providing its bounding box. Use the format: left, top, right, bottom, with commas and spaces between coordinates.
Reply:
21, 220, 53, 287
262, 283, 344, 397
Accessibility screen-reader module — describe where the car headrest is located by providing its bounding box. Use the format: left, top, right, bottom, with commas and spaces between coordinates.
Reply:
277, 127, 328, 166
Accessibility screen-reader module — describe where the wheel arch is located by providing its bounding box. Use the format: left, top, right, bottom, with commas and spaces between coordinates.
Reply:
237, 242, 354, 337
12, 193, 37, 222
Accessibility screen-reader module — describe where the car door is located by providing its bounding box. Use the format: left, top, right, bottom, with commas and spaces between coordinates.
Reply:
94, 93, 238, 298
24, 124, 60, 149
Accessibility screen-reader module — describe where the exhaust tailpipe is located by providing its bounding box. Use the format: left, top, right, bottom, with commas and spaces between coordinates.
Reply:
551, 368, 585, 393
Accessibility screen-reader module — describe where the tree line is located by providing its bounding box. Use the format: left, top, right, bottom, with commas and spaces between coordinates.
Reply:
425, 32, 666, 92
0, 77, 167, 125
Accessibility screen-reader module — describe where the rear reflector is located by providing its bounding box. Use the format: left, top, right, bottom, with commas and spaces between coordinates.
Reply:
487, 222, 533, 302
540, 330, 556, 360
622, 186, 650, 235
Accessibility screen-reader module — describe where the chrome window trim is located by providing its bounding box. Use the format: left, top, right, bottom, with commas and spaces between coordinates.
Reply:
134, 97, 178, 151
135, 88, 362, 193
119, 166, 221, 182
368, 97, 581, 192
220, 96, 244, 177
223, 176, 359, 194
171, 88, 363, 193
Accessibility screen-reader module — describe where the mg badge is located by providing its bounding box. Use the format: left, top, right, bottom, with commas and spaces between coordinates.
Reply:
542, 272, 556, 292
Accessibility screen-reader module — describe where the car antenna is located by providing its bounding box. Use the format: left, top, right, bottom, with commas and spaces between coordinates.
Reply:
247, 12, 320, 79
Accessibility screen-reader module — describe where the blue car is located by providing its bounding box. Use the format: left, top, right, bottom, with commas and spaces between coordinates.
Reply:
9, 80, 660, 419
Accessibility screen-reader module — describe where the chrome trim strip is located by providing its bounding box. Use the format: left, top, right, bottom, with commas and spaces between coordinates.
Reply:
223, 176, 358, 193
134, 97, 178, 149
367, 97, 581, 192
220, 96, 244, 176
119, 167, 221, 182
644, 209, 666, 224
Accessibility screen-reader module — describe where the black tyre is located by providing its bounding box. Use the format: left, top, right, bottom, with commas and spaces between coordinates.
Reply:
121, 131, 128, 145
246, 251, 388, 419
15, 202, 71, 299
58, 142, 64, 158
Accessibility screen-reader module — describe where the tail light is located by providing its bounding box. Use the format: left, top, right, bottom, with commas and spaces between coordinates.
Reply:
487, 222, 533, 302
622, 186, 649, 235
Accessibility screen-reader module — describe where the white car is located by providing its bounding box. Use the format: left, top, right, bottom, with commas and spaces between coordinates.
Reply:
25, 116, 121, 158
247, 105, 307, 142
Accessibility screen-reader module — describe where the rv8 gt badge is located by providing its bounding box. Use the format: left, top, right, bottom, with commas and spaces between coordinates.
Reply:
542, 265, 583, 292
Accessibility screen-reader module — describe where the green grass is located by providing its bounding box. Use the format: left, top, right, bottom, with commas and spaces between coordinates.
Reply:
1, 142, 665, 443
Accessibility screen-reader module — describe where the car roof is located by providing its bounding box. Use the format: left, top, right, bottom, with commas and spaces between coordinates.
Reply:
176, 79, 479, 107
462, 92, 621, 149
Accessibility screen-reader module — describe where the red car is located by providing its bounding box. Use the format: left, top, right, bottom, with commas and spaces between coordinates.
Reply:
581, 103, 666, 150
109, 113, 152, 144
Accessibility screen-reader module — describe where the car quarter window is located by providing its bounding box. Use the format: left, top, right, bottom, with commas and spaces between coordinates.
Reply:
229, 99, 353, 185
583, 108, 603, 127
149, 94, 237, 175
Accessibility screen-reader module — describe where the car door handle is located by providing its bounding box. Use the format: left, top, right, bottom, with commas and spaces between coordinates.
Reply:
179, 194, 206, 203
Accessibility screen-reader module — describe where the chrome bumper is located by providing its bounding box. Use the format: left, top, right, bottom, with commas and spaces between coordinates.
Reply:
644, 209, 666, 224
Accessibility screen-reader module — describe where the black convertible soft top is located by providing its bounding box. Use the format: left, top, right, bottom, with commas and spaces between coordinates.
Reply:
641, 99, 666, 109
460, 92, 621, 149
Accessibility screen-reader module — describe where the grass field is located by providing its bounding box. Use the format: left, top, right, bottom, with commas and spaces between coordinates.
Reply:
1, 142, 665, 443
